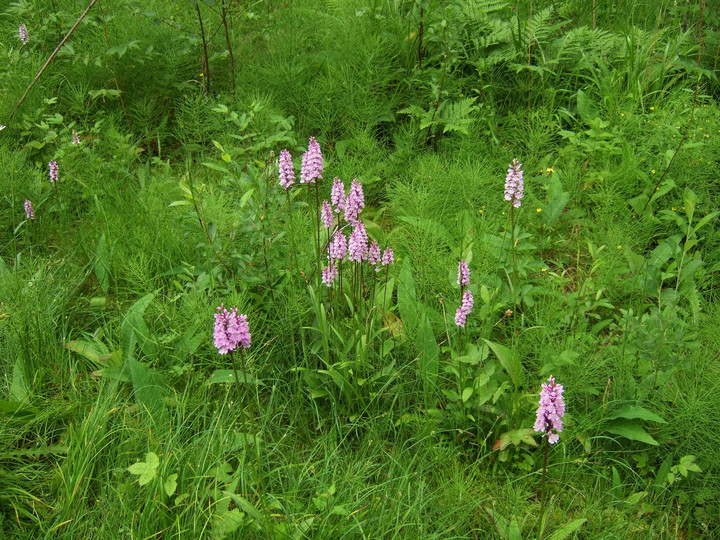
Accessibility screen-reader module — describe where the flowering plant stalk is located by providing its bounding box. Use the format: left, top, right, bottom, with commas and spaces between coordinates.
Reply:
49, 160, 62, 227
300, 137, 323, 287
534, 375, 565, 539
213, 306, 269, 526
294, 170, 395, 408
504, 159, 524, 424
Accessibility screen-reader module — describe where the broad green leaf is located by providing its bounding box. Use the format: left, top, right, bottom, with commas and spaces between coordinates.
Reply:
628, 193, 649, 215
201, 161, 230, 173
606, 406, 666, 423
10, 360, 29, 403
128, 452, 159, 486
679, 259, 703, 284
128, 357, 166, 423
168, 200, 193, 207
225, 494, 264, 526
691, 210, 720, 236
461, 387, 473, 402
484, 507, 522, 540
542, 192, 570, 228
397, 258, 418, 333
546, 518, 587, 540
164, 473, 178, 496
239, 187, 256, 208
121, 293, 156, 361
626, 491, 647, 505
648, 241, 674, 268
605, 419, 658, 445
483, 339, 520, 386
577, 90, 598, 124
0, 400, 39, 419
65, 338, 121, 368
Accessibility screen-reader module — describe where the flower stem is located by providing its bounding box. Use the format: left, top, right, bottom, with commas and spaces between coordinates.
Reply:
538, 436, 549, 539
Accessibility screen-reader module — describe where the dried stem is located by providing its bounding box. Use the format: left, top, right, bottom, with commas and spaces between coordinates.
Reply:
7, 0, 102, 123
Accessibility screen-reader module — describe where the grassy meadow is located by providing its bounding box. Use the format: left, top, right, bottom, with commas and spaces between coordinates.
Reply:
1, 0, 720, 537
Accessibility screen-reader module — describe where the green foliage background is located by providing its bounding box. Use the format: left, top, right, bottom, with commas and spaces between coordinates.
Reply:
0, 0, 719, 537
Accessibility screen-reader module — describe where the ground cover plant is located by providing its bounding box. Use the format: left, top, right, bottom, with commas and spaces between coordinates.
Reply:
1, 0, 719, 537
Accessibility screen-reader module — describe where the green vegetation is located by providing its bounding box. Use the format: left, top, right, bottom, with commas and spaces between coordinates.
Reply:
1, 0, 719, 537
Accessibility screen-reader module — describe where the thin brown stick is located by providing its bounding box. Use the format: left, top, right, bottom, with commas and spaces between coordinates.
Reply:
196, 2, 211, 97
7, 0, 102, 124
221, 2, 236, 94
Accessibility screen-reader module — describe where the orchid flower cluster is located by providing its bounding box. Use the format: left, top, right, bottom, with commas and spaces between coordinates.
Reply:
49, 160, 59, 183
18, 23, 29, 45
534, 376, 565, 444
321, 178, 394, 287
278, 138, 394, 288
504, 159, 524, 208
454, 260, 474, 327
24, 199, 35, 221
213, 305, 251, 354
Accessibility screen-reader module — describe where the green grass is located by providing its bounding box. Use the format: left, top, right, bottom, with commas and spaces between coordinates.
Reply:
1, 0, 719, 538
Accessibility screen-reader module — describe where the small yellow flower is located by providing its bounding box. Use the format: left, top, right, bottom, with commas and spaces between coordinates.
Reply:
199, 72, 204, 77
546, 168, 555, 173
617, 245, 622, 249
537, 208, 542, 212
542, 268, 548, 272
705, 134, 710, 138
621, 113, 625, 116
650, 107, 655, 111
677, 126, 681, 129
478, 209, 484, 214
672, 207, 676, 211
651, 170, 656, 174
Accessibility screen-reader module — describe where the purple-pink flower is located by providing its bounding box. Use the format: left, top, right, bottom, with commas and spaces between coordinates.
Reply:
344, 179, 365, 224
213, 305, 251, 354
24, 200, 34, 220
534, 376, 565, 444
368, 240, 381, 270
321, 263, 338, 287
348, 222, 368, 262
454, 289, 474, 327
321, 200, 334, 229
504, 158, 524, 208
19, 23, 29, 45
331, 177, 345, 213
329, 231, 347, 261
49, 161, 58, 183
458, 259, 470, 286
381, 247, 394, 266
278, 149, 295, 190
72, 130, 81, 145
300, 137, 323, 184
